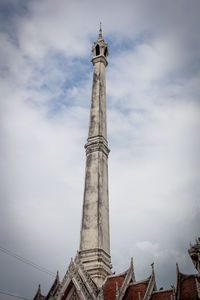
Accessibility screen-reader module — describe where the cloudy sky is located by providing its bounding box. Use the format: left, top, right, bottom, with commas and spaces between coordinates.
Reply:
0, 0, 200, 299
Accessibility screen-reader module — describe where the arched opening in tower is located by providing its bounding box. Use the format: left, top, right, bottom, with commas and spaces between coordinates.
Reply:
104, 47, 108, 57
96, 44, 100, 56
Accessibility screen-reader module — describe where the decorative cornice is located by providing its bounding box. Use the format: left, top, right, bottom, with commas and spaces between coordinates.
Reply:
85, 136, 110, 157
91, 55, 108, 67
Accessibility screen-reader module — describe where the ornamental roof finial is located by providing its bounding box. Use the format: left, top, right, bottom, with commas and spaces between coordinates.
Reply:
151, 262, 155, 274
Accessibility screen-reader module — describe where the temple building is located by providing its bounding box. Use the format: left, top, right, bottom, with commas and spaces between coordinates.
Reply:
33, 26, 200, 300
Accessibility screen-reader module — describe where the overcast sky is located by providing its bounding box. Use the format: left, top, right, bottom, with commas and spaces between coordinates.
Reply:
0, 0, 200, 299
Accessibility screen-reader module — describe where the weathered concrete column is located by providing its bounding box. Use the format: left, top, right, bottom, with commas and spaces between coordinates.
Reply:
79, 26, 112, 287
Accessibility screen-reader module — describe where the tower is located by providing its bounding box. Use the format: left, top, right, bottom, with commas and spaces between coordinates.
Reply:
79, 23, 112, 287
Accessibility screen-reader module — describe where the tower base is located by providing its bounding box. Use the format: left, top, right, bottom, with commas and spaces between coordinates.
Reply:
78, 248, 112, 287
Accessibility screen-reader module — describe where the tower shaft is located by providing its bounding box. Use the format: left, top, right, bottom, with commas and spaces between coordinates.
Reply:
79, 29, 112, 286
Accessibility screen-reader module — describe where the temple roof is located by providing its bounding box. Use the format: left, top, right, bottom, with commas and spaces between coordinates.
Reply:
178, 273, 200, 300
150, 289, 174, 300
45, 271, 60, 300
124, 277, 150, 300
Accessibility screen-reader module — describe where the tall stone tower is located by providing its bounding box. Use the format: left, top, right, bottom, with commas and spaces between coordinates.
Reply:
78, 24, 112, 287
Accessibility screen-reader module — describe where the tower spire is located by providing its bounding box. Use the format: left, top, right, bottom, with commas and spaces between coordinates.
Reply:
99, 22, 103, 39
79, 27, 111, 287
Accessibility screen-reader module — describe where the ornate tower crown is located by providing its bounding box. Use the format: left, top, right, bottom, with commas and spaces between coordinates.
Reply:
91, 23, 109, 66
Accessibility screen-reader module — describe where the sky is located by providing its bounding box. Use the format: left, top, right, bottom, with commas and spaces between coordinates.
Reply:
0, 0, 200, 299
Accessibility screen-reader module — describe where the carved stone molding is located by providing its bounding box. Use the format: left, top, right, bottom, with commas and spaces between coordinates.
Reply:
118, 258, 135, 300
143, 267, 156, 300
195, 277, 200, 299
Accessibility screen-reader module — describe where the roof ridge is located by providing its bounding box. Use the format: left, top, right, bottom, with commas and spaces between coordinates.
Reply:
179, 271, 200, 278
107, 269, 128, 279
152, 288, 173, 294
128, 276, 151, 286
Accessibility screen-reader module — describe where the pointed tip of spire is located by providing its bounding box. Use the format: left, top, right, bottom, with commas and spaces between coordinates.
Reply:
98, 22, 103, 39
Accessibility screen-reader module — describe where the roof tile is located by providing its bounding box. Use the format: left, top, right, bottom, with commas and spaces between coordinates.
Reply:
103, 275, 125, 300
151, 289, 173, 300
180, 275, 199, 300
124, 282, 148, 300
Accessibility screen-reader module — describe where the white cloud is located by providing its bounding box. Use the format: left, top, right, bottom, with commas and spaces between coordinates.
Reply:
136, 241, 158, 252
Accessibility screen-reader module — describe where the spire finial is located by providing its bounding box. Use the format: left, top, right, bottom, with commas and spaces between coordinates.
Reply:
176, 262, 179, 273
37, 284, 41, 295
56, 270, 59, 280
151, 262, 155, 274
99, 22, 103, 39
